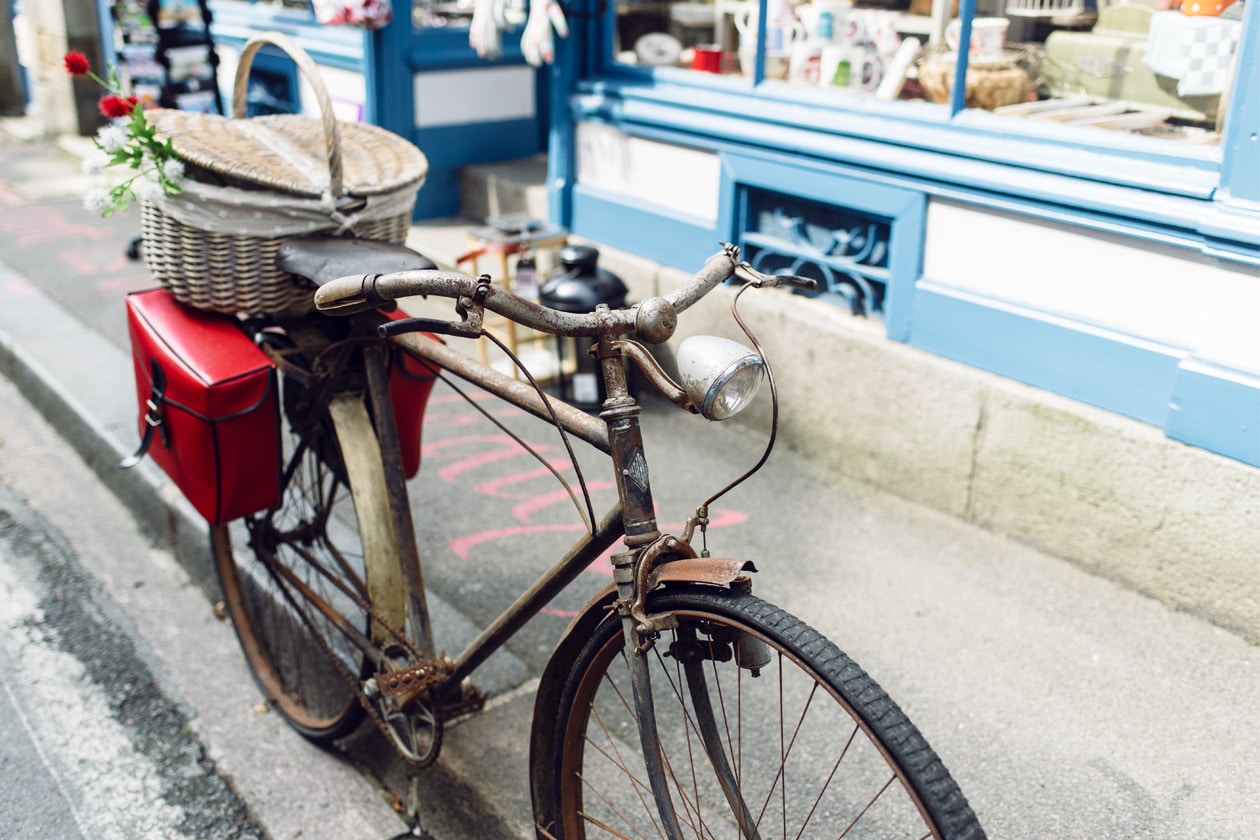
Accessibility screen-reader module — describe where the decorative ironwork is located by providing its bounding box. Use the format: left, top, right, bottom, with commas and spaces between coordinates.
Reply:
740, 190, 892, 317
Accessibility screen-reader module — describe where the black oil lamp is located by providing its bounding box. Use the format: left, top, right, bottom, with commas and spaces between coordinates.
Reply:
538, 245, 628, 412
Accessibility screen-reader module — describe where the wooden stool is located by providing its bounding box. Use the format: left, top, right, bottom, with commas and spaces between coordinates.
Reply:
458, 218, 568, 379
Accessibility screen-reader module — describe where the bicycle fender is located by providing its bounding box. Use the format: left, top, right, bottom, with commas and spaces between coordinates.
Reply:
649, 557, 756, 589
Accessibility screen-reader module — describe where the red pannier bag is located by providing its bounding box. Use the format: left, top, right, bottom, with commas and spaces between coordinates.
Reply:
124, 288, 280, 525
382, 307, 439, 480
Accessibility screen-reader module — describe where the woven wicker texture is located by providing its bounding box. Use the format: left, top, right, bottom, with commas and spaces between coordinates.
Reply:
149, 110, 427, 198
140, 31, 426, 316
919, 51, 1031, 110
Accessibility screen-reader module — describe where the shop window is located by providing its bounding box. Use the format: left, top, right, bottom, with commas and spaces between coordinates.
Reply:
241, 51, 300, 116
413, 0, 481, 26
740, 188, 891, 317
611, 0, 1242, 143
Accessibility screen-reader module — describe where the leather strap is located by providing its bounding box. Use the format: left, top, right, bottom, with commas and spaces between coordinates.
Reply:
120, 359, 170, 469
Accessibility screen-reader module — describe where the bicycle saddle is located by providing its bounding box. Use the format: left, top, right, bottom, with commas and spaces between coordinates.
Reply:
276, 236, 436, 286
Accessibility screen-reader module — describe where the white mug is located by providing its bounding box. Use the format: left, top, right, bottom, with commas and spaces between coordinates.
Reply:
945, 17, 1008, 58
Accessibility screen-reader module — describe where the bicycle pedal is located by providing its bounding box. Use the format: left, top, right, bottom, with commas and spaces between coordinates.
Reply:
369, 658, 453, 706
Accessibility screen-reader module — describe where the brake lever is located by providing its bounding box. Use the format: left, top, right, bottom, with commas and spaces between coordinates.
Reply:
732, 261, 818, 291
379, 316, 479, 339
377, 276, 490, 340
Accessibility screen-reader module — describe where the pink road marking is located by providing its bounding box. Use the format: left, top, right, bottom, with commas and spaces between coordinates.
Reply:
420, 435, 555, 483
450, 507, 748, 565
4, 277, 35, 297
510, 482, 616, 522
431, 391, 495, 405
423, 413, 485, 430
0, 206, 113, 245
449, 523, 585, 558
60, 249, 131, 275
475, 461, 575, 499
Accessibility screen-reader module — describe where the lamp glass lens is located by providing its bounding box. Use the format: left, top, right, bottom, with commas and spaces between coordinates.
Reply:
706, 361, 763, 420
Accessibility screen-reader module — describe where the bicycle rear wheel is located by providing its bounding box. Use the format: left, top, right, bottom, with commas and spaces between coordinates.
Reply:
543, 585, 985, 839
211, 387, 399, 743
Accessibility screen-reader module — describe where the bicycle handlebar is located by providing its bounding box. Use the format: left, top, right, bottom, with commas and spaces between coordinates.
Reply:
313, 244, 815, 343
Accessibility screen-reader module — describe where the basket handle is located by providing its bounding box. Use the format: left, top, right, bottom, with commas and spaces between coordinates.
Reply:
232, 32, 344, 198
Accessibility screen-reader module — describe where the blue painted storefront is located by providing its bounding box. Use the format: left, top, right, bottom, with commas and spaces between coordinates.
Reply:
190, 1, 1260, 468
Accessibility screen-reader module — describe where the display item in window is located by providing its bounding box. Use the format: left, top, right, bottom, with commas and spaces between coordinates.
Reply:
312, 0, 393, 28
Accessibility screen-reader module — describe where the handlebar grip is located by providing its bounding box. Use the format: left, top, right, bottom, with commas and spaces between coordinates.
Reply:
730, 261, 816, 291
315, 273, 390, 315
769, 274, 818, 291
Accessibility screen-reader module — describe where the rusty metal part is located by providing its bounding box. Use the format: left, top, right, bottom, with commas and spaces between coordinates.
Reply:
625, 536, 696, 644
367, 656, 455, 707
314, 246, 740, 340
622, 537, 758, 652
632, 296, 677, 345
446, 503, 625, 688
649, 557, 757, 589
433, 679, 487, 722
603, 408, 659, 548
390, 331, 610, 454
613, 339, 696, 413
627, 620, 685, 840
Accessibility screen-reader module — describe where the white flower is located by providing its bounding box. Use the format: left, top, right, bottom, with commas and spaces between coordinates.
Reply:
159, 157, 185, 183
96, 123, 130, 154
83, 187, 112, 215
81, 157, 106, 176
137, 178, 165, 202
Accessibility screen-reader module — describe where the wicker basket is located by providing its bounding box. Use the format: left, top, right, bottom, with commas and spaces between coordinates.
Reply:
918, 50, 1032, 110
142, 32, 428, 315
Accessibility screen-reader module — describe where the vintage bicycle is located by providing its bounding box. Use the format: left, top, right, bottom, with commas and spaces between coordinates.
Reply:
205, 236, 986, 839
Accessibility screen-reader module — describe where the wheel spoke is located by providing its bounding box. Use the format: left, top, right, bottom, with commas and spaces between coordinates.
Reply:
544, 588, 983, 840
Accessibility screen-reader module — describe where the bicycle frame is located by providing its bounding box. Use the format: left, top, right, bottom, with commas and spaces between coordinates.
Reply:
224, 245, 984, 840
383, 321, 750, 837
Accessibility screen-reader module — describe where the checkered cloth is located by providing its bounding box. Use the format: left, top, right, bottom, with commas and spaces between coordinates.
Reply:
1145, 12, 1242, 97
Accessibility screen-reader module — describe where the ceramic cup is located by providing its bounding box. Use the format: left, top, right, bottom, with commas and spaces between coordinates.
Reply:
691, 44, 724, 72
945, 17, 1009, 58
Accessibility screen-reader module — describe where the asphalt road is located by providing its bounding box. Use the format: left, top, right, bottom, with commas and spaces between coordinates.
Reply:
2, 123, 1259, 838
0, 376, 417, 840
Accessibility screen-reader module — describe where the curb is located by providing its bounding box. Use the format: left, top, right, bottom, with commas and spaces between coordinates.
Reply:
0, 263, 536, 838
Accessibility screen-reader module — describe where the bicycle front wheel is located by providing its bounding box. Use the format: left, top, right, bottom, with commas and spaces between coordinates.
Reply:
545, 585, 985, 839
211, 391, 400, 743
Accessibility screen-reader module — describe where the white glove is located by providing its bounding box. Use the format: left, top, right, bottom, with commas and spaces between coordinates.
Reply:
470, 0, 503, 59
520, 0, 568, 66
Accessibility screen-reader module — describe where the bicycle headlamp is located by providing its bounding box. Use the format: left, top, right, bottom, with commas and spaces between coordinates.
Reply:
676, 336, 765, 421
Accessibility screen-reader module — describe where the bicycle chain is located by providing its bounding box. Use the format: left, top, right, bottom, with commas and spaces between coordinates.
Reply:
294, 577, 448, 769
251, 508, 453, 767
257, 333, 478, 768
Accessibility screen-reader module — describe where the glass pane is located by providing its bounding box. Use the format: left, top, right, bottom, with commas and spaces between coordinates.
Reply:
413, 0, 475, 27
613, 0, 714, 69
1004, 1, 1242, 141
607, 0, 1242, 143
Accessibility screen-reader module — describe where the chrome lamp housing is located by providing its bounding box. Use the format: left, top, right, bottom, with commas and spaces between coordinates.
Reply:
676, 336, 765, 421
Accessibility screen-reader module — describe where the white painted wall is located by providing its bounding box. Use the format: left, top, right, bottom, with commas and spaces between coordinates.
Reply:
923, 198, 1260, 374
412, 66, 535, 128
575, 122, 721, 223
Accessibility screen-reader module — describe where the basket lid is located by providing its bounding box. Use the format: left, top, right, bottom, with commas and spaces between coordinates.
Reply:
149, 109, 428, 199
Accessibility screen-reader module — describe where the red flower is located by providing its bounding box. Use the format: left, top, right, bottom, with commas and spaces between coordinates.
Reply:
99, 94, 136, 119
64, 51, 90, 76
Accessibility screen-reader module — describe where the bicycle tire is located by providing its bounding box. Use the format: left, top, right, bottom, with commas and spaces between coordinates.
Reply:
542, 585, 985, 839
211, 387, 402, 743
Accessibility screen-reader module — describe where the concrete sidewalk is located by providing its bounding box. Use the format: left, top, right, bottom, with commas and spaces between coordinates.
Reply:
2, 121, 1259, 839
